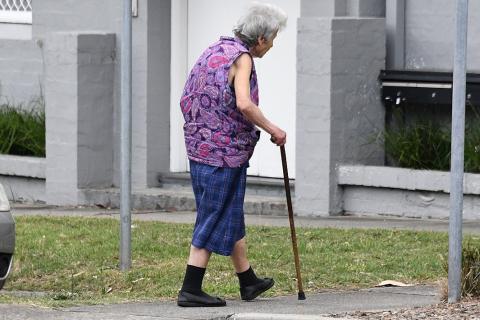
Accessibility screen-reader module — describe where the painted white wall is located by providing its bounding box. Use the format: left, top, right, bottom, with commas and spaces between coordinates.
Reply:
170, 0, 188, 173
0, 24, 31, 40
171, 0, 299, 178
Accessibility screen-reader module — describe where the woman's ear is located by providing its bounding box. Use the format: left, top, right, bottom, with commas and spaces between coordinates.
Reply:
257, 36, 266, 45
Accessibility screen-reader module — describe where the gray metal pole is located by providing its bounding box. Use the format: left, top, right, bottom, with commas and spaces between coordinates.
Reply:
120, 0, 132, 271
448, 0, 469, 303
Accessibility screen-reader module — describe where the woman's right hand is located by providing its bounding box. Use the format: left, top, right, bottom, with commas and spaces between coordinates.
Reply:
270, 128, 286, 146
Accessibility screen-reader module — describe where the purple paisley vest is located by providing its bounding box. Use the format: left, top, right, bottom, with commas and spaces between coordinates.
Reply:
180, 36, 260, 168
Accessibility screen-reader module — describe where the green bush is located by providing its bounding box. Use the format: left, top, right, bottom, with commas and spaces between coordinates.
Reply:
384, 121, 452, 171
464, 120, 480, 173
383, 109, 480, 173
0, 102, 45, 157
442, 241, 480, 298
461, 241, 480, 297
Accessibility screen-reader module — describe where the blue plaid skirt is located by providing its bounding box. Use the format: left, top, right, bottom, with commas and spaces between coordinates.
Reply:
189, 160, 247, 256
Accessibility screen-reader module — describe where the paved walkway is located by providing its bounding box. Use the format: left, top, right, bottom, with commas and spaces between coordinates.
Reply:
4, 204, 477, 319
11, 204, 480, 234
0, 286, 439, 320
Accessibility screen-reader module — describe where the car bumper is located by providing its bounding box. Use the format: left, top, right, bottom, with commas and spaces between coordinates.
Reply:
0, 182, 15, 282
0, 212, 15, 254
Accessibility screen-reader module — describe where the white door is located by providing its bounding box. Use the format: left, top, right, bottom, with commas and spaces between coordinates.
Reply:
170, 0, 298, 178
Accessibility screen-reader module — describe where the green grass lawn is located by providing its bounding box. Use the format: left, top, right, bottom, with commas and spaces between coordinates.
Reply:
2, 216, 478, 306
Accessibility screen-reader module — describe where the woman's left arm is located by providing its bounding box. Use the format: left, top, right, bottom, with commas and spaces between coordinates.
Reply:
232, 53, 286, 146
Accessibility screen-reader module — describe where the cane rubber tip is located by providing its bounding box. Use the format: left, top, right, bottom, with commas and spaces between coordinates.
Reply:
298, 291, 306, 300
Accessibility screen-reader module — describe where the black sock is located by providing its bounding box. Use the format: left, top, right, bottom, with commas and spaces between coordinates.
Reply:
237, 266, 261, 288
181, 264, 206, 294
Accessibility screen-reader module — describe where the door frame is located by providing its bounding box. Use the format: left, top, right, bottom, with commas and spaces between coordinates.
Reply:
170, 0, 188, 172
169, 0, 298, 178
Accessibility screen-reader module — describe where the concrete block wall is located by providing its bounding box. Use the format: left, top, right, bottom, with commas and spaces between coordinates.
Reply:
44, 32, 78, 204
0, 155, 45, 179
296, 18, 334, 216
45, 32, 115, 205
0, 155, 46, 202
32, 0, 122, 39
131, 1, 149, 188
405, 0, 480, 71
347, 0, 385, 17
0, 39, 43, 106
330, 18, 385, 165
296, 17, 385, 216
146, 0, 171, 186
33, 0, 123, 193
301, 0, 348, 17
77, 34, 115, 188
131, 0, 171, 188
0, 24, 32, 40
301, 0, 385, 18
339, 165, 480, 220
0, 176, 45, 203
343, 186, 480, 220
33, 0, 171, 193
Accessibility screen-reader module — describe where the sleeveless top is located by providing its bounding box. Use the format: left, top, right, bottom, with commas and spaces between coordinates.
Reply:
180, 36, 260, 168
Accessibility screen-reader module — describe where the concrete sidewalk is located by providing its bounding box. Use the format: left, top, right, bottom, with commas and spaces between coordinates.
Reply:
0, 285, 439, 320
10, 204, 480, 234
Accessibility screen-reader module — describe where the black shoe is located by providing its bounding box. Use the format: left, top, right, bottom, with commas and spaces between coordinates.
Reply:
240, 278, 274, 301
177, 290, 226, 307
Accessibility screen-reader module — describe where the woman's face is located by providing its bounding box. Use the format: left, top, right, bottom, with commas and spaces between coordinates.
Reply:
251, 31, 278, 58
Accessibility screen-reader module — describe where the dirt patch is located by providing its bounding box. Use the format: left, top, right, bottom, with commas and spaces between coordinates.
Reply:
347, 298, 480, 319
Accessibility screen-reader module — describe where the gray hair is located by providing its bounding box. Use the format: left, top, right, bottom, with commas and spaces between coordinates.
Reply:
233, 2, 288, 48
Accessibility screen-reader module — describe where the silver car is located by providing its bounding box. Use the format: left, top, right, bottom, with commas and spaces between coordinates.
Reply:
0, 183, 15, 290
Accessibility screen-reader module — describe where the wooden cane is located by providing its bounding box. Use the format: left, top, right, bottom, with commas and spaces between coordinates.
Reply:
280, 145, 306, 300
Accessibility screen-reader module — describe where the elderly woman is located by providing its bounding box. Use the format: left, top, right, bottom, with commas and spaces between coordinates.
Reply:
178, 3, 287, 307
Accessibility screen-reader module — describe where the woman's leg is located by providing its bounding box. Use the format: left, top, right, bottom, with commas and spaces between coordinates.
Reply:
231, 237, 275, 300
188, 245, 212, 268
230, 238, 250, 273
178, 245, 226, 307
179, 246, 211, 296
